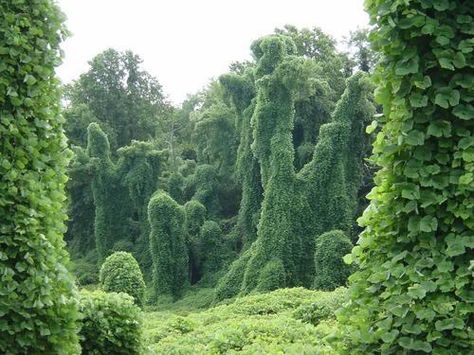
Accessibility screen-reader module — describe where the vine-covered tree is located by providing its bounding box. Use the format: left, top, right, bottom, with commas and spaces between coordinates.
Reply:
87, 123, 131, 260
148, 192, 188, 299
0, 0, 79, 352
340, 0, 474, 353
215, 36, 374, 300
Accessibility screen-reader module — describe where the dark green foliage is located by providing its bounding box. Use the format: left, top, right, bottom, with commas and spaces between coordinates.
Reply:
66, 146, 95, 257
118, 141, 162, 273
167, 172, 185, 204
63, 103, 98, 147
0, 1, 79, 352
256, 259, 286, 293
199, 221, 224, 275
220, 73, 263, 244
100, 252, 146, 306
191, 164, 220, 216
184, 200, 207, 238
215, 248, 253, 302
148, 192, 188, 299
73, 254, 99, 286
84, 123, 163, 269
87, 123, 131, 261
79, 290, 142, 355
241, 35, 314, 293
184, 200, 207, 283
301, 73, 375, 239
216, 35, 374, 299
340, 1, 474, 353
313, 230, 353, 291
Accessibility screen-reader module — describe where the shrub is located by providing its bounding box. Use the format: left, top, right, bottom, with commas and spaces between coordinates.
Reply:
148, 192, 188, 299
293, 287, 348, 325
0, 1, 79, 352
99, 252, 146, 306
78, 290, 142, 355
313, 230, 354, 290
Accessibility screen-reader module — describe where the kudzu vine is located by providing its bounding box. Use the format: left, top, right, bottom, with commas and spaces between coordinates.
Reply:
340, 0, 474, 353
0, 1, 79, 352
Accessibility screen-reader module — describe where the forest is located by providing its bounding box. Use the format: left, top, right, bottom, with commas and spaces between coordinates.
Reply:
0, 0, 473, 354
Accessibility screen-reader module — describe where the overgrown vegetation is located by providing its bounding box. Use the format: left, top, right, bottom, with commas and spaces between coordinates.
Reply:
339, 0, 474, 353
143, 287, 347, 354
79, 290, 142, 354
99, 252, 146, 306
0, 1, 79, 353
3, 0, 472, 353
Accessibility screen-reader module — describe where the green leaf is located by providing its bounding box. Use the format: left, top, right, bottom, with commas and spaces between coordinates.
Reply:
414, 75, 432, 89
453, 104, 474, 120
435, 89, 460, 108
381, 329, 399, 343
395, 58, 419, 75
446, 234, 466, 256
420, 216, 437, 232
399, 337, 432, 353
458, 136, 474, 149
405, 130, 425, 145
453, 74, 474, 88
433, 0, 450, 11
439, 57, 454, 70
366, 120, 378, 134
408, 284, 427, 299
435, 318, 464, 331
343, 253, 353, 265
410, 93, 428, 108
427, 120, 451, 137
453, 52, 466, 68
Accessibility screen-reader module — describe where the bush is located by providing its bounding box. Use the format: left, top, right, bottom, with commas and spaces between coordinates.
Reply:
313, 230, 353, 290
79, 290, 142, 355
293, 287, 347, 325
99, 252, 146, 306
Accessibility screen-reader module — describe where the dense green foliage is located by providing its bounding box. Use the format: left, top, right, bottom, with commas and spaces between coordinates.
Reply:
148, 192, 188, 299
6, 0, 474, 352
63, 24, 374, 303
340, 0, 474, 353
313, 230, 354, 290
65, 49, 169, 150
99, 252, 146, 306
143, 287, 346, 354
0, 1, 79, 353
216, 46, 374, 299
78, 290, 142, 354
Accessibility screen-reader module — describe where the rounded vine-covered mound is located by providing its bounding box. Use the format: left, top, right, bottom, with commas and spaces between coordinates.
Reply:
100, 251, 146, 306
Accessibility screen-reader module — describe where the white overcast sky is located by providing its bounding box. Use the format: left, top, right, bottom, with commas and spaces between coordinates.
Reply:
56, 0, 369, 104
